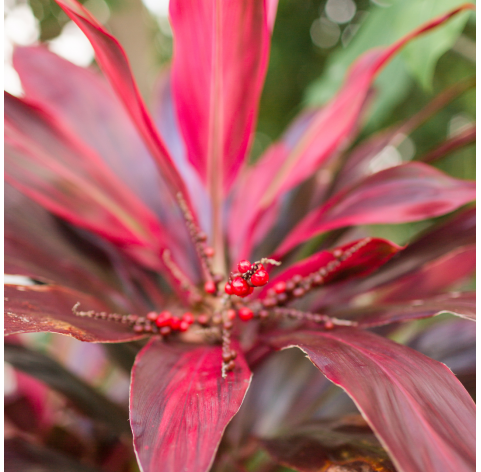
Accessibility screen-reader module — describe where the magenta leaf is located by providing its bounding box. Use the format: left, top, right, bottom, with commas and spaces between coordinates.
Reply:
170, 0, 271, 194
334, 292, 476, 328
277, 162, 475, 255
229, 5, 474, 260
4, 284, 145, 343
261, 238, 401, 297
130, 340, 252, 472
54, 0, 196, 217
261, 417, 395, 472
268, 328, 475, 472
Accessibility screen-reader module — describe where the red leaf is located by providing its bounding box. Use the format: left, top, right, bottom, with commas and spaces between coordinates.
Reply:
54, 0, 196, 217
229, 5, 474, 259
334, 292, 476, 328
13, 46, 188, 228
4, 284, 145, 343
170, 0, 272, 194
268, 328, 475, 472
277, 162, 475, 255
261, 238, 401, 297
130, 340, 252, 472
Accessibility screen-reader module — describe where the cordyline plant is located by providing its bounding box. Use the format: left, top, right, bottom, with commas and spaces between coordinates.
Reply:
4, 1, 476, 471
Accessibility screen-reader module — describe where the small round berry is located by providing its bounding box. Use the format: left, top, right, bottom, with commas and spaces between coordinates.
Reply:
170, 317, 181, 331
238, 260, 251, 274
212, 314, 223, 324
146, 311, 158, 321
226, 309, 237, 320
155, 311, 172, 327
204, 280, 217, 294
312, 274, 323, 286
198, 314, 209, 325
133, 324, 144, 333
277, 292, 288, 304
230, 350, 237, 360
225, 360, 236, 372
204, 247, 215, 257
224, 283, 233, 295
222, 351, 234, 362
259, 310, 270, 319
256, 263, 265, 271
143, 321, 153, 332
251, 269, 269, 287
274, 281, 286, 294
197, 232, 207, 242
247, 285, 254, 295
160, 326, 171, 336
179, 320, 190, 332
333, 249, 343, 258
285, 281, 296, 291
182, 312, 195, 324
238, 307, 254, 321
231, 277, 250, 297
223, 320, 233, 330
127, 314, 139, 322
292, 274, 302, 284
262, 298, 277, 308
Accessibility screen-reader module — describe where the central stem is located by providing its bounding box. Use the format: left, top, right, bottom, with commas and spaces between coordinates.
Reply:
208, 0, 226, 275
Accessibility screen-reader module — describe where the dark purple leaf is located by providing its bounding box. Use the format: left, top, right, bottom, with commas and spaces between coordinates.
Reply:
277, 162, 476, 256
334, 292, 476, 327
5, 343, 130, 433
261, 416, 395, 472
130, 340, 252, 472
268, 328, 475, 472
4, 284, 145, 343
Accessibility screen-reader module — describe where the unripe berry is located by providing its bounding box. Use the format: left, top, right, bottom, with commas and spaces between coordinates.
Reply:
238, 306, 254, 321
204, 247, 215, 257
179, 320, 190, 332
238, 260, 251, 273
251, 269, 269, 287
155, 311, 172, 327
204, 280, 217, 294
197, 314, 209, 325
146, 311, 158, 322
231, 277, 250, 297
226, 309, 237, 320
224, 282, 233, 295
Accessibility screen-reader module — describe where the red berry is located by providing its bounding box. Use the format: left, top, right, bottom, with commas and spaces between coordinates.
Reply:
155, 311, 172, 327
182, 312, 195, 324
238, 307, 254, 321
204, 247, 215, 257
274, 281, 286, 294
251, 269, 269, 287
248, 285, 254, 295
227, 309, 237, 320
231, 277, 250, 297
179, 321, 190, 332
146, 311, 158, 321
256, 263, 265, 271
238, 260, 251, 274
170, 317, 181, 330
224, 282, 233, 295
204, 280, 217, 294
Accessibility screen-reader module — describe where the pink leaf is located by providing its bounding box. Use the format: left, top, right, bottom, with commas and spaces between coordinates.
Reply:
54, 0, 196, 217
4, 284, 145, 343
277, 163, 475, 255
229, 4, 474, 259
169, 0, 272, 195
130, 340, 252, 472
268, 328, 475, 472
261, 238, 401, 297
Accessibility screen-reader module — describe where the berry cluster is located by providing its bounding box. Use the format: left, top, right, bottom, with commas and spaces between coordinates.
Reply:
224, 259, 270, 298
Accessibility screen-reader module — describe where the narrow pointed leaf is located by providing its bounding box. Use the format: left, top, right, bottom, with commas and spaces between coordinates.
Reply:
4, 284, 145, 343
169, 0, 271, 193
130, 339, 252, 472
334, 292, 476, 328
277, 162, 475, 255
262, 238, 401, 297
5, 343, 130, 432
229, 5, 473, 258
268, 328, 475, 472
54, 0, 196, 217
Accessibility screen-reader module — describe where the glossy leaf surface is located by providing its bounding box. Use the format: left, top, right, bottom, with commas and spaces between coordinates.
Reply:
4, 284, 145, 343
170, 0, 271, 193
277, 162, 475, 255
268, 328, 475, 472
130, 340, 252, 472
